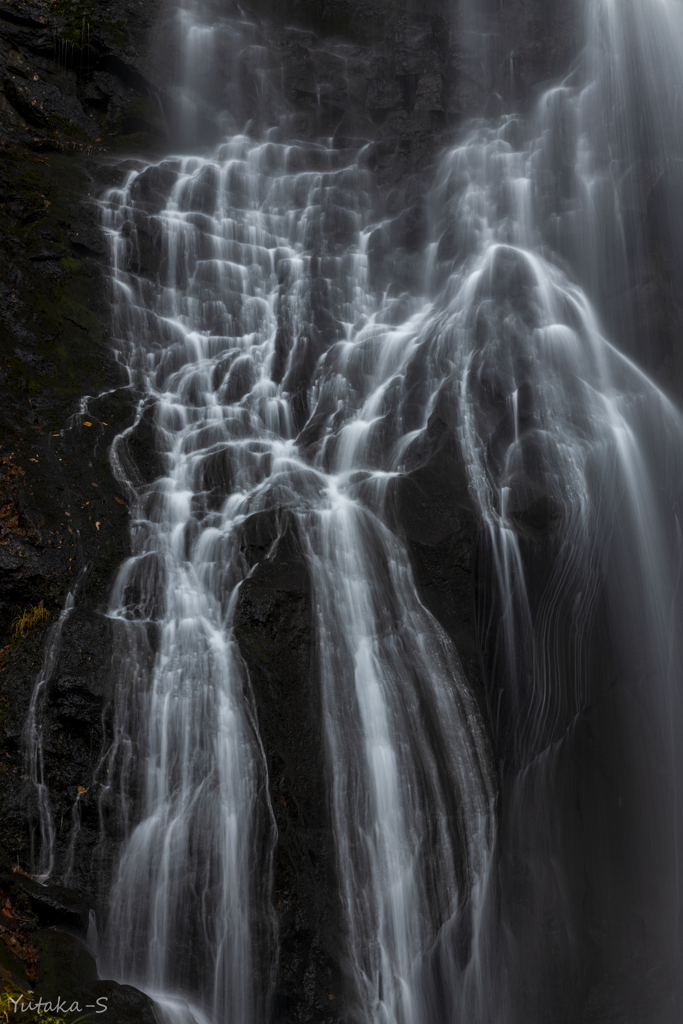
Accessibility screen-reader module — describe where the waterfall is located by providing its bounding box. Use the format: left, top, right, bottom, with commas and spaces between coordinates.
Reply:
32, 0, 683, 1020
96, 120, 497, 1019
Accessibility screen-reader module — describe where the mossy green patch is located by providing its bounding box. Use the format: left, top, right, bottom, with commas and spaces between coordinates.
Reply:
52, 0, 128, 51
52, 0, 98, 48
48, 116, 89, 141
105, 19, 127, 47
58, 257, 81, 274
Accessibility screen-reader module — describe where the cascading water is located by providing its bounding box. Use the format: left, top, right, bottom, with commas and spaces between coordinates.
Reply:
26, 0, 683, 1019
88, 0, 499, 1018
23, 582, 84, 882
427, 120, 683, 1019
96, 116, 497, 1019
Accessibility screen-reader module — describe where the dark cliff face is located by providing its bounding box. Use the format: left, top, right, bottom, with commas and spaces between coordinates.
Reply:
0, 0, 666, 1020
0, 142, 162, 1010
0, 0, 165, 1006
0, 169, 157, 1022
233, 512, 344, 1023
0, 0, 165, 151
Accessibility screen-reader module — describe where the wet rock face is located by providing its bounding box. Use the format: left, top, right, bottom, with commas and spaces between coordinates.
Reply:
461, 0, 581, 112
0, 847, 159, 1021
0, 0, 581, 158
0, 142, 155, 1011
234, 512, 344, 1024
389, 416, 485, 710
602, 159, 683, 398
0, 0, 164, 153
257, 0, 580, 147
0, 146, 137, 881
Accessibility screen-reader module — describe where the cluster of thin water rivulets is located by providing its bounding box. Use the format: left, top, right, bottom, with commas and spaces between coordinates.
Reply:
94, 139, 497, 1024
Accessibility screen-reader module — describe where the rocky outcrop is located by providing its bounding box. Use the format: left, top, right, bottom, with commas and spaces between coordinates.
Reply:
0, 58, 155, 1010
1, 0, 164, 152
234, 512, 344, 1024
0, 845, 159, 1020
0, 142, 136, 866
388, 415, 484, 706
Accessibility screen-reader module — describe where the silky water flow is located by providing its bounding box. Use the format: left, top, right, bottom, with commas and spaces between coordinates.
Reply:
22, 0, 683, 1020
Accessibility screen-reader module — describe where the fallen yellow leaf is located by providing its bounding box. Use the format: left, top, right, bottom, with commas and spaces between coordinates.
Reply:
77, 786, 86, 793
95, 522, 100, 530
84, 421, 92, 427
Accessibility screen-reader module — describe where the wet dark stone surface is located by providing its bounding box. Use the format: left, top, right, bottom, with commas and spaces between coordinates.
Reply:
0, 105, 151, 1011
389, 415, 486, 711
0, 0, 165, 154
0, 846, 161, 1019
234, 512, 344, 1024
0, 871, 88, 930
0, 145, 135, 880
